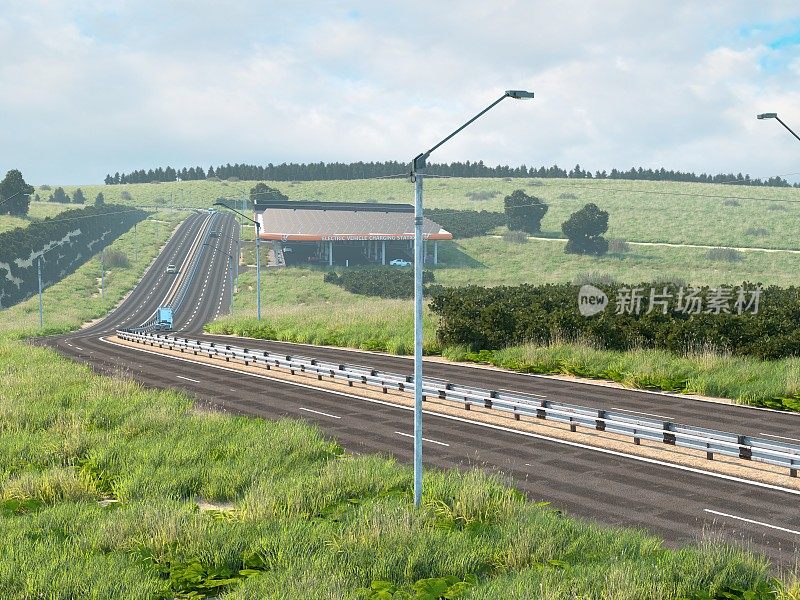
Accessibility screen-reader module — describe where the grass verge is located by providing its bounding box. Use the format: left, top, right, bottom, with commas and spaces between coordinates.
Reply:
0, 337, 791, 599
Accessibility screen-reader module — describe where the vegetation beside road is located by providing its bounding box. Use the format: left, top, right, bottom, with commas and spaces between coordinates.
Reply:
0, 337, 791, 599
0, 211, 184, 338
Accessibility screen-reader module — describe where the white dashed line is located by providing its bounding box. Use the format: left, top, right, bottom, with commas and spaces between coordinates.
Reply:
176, 375, 201, 383
299, 407, 342, 419
703, 509, 800, 535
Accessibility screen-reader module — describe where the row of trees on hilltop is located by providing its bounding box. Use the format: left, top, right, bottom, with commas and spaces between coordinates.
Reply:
37, 187, 106, 206
104, 162, 800, 187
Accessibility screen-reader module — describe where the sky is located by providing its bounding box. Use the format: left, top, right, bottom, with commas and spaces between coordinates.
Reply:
1, 1, 799, 185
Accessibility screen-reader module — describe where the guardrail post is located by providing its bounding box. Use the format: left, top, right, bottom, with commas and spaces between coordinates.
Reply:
738, 435, 752, 460
568, 416, 576, 432
706, 442, 713, 461
633, 428, 640, 445
464, 396, 470, 410
791, 467, 797, 478
663, 422, 676, 445
486, 390, 498, 410
596, 410, 606, 432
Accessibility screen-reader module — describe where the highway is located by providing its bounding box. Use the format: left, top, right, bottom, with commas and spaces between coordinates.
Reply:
41, 214, 800, 568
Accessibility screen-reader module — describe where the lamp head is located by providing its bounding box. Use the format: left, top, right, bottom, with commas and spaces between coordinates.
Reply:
757, 113, 778, 120
505, 90, 535, 99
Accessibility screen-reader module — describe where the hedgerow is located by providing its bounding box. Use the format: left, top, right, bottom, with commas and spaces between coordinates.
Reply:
325, 268, 435, 299
425, 208, 507, 238
430, 282, 800, 360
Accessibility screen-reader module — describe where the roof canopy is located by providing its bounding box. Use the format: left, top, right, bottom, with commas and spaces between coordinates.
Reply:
254, 201, 453, 242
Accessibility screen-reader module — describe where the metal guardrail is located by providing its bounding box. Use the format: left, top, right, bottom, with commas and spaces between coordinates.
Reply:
117, 330, 800, 478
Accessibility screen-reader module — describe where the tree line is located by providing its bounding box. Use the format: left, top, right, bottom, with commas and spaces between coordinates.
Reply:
104, 162, 800, 187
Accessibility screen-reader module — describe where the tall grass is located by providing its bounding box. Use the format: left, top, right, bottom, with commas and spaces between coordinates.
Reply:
0, 338, 785, 598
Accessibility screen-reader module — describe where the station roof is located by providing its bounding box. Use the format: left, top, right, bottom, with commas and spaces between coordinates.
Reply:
254, 201, 453, 242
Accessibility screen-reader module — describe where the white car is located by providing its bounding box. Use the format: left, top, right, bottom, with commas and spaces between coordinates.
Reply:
389, 259, 411, 267
166, 264, 177, 274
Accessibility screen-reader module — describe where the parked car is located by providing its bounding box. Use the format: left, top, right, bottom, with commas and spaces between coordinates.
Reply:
166, 264, 177, 274
389, 259, 411, 267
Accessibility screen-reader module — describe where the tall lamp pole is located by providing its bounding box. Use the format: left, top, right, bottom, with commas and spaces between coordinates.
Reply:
409, 90, 534, 507
757, 113, 800, 143
214, 201, 261, 320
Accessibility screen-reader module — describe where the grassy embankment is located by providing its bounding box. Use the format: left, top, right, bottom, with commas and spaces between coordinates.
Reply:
0, 337, 793, 599
0, 201, 74, 234
0, 210, 185, 338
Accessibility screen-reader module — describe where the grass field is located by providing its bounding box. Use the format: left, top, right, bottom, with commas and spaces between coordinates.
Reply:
44, 177, 800, 249
0, 337, 791, 599
0, 201, 74, 234
0, 211, 185, 338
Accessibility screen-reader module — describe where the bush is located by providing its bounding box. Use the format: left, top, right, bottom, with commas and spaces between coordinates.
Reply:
227, 176, 240, 182
767, 203, 788, 211
502, 230, 528, 244
39, 184, 52, 191
425, 209, 507, 238
723, 199, 740, 207
525, 180, 543, 187
745, 227, 769, 237
430, 282, 800, 360
503, 190, 548, 234
103, 250, 130, 269
465, 191, 499, 201
120, 191, 133, 201
608, 239, 630, 253
562, 203, 609, 255
325, 268, 435, 299
207, 176, 221, 182
153, 197, 167, 205
706, 247, 743, 262
558, 192, 578, 199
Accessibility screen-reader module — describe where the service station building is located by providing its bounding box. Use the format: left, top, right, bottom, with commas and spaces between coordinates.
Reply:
254, 201, 453, 267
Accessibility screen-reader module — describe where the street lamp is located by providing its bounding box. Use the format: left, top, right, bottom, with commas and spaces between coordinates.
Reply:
757, 112, 800, 143
213, 201, 261, 320
409, 89, 534, 507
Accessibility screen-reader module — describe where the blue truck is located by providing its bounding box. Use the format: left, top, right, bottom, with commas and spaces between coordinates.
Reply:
155, 307, 173, 330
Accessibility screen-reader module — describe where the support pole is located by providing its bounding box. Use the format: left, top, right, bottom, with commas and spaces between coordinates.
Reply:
329, 241, 334, 266
413, 170, 424, 507
434, 241, 438, 265
255, 223, 261, 320
38, 257, 43, 328
382, 240, 386, 265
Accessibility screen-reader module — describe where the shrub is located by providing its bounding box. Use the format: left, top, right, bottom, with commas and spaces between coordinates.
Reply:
103, 250, 130, 269
325, 268, 435, 299
120, 191, 133, 201
572, 272, 617, 286
207, 176, 221, 182
430, 282, 800, 360
562, 203, 609, 255
706, 247, 743, 262
227, 176, 240, 182
723, 199, 740, 207
502, 230, 528, 244
525, 180, 543, 187
425, 208, 507, 238
153, 197, 167, 205
767, 203, 788, 211
503, 190, 548, 234
608, 239, 630, 253
39, 184, 52, 191
745, 227, 769, 237
558, 192, 578, 199
465, 191, 499, 201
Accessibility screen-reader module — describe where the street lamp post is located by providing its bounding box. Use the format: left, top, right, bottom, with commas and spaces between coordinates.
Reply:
757, 113, 800, 143
214, 201, 261, 320
409, 90, 534, 507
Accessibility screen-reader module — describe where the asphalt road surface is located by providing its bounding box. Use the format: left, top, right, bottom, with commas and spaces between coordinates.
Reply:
38, 213, 800, 567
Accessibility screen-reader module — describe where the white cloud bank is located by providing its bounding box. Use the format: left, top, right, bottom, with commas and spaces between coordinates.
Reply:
0, 0, 799, 183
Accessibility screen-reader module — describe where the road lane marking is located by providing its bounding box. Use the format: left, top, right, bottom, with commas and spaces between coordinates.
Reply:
394, 431, 450, 447
176, 375, 201, 383
759, 433, 800, 443
611, 407, 673, 420
74, 346, 84, 351
703, 509, 800, 535
99, 337, 800, 497
299, 407, 341, 419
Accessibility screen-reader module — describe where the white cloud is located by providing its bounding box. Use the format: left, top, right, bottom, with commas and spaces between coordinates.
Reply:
0, 0, 798, 183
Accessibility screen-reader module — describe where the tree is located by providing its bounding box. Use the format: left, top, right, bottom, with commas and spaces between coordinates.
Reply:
249, 183, 288, 208
72, 188, 86, 204
0, 169, 34, 216
503, 189, 548, 234
94, 192, 105, 207
561, 203, 609, 255
52, 187, 70, 204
